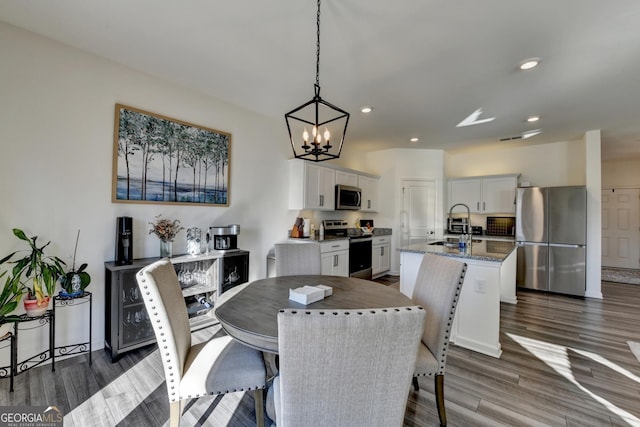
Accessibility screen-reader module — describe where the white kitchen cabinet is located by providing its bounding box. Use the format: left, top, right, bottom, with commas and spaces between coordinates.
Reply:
320, 240, 349, 277
372, 235, 391, 277
289, 159, 336, 210
358, 175, 379, 212
399, 248, 517, 358
448, 174, 519, 214
482, 176, 518, 213
335, 170, 358, 187
448, 179, 482, 213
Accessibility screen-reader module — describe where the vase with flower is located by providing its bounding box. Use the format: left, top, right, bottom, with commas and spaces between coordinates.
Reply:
149, 215, 184, 258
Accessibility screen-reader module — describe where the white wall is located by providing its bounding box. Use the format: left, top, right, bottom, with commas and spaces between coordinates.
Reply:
445, 140, 587, 186
0, 22, 293, 360
602, 159, 640, 188
584, 130, 602, 299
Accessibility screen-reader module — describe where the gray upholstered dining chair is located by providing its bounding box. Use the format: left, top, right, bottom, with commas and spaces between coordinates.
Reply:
268, 306, 426, 427
274, 242, 321, 276
136, 259, 266, 427
410, 253, 467, 427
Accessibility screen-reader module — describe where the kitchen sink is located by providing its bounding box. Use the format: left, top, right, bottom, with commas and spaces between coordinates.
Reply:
428, 241, 457, 248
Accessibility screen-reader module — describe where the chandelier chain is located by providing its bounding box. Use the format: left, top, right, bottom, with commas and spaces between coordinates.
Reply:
316, 0, 321, 87
285, 0, 349, 162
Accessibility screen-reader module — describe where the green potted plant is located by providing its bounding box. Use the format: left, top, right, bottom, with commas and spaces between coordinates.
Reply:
58, 230, 91, 298
0, 270, 26, 337
0, 228, 66, 317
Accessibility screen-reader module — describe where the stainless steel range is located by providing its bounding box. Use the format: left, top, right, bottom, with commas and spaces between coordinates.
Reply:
323, 220, 373, 280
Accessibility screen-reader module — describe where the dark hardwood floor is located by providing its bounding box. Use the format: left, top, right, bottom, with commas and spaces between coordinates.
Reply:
1, 280, 639, 426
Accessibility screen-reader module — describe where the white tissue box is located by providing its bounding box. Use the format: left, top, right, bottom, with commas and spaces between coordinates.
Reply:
289, 286, 325, 305
315, 284, 333, 297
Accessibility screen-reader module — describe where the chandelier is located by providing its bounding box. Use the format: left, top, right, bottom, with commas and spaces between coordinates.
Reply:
285, 0, 350, 162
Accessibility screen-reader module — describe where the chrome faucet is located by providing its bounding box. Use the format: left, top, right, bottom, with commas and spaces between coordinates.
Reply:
448, 203, 471, 234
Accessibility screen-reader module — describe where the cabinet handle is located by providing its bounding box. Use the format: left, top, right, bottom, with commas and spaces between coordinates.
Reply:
368, 200, 371, 209
332, 244, 340, 248
319, 194, 324, 206
334, 254, 338, 267
477, 202, 480, 211
381, 247, 384, 256
483, 201, 485, 211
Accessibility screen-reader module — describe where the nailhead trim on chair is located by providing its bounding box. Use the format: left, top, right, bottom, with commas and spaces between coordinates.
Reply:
279, 307, 424, 316
414, 263, 467, 378
138, 263, 267, 409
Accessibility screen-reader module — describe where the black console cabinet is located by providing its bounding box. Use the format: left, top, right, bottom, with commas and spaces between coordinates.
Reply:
104, 251, 249, 361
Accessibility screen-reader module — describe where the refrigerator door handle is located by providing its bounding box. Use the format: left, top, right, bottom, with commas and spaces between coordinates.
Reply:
549, 243, 586, 248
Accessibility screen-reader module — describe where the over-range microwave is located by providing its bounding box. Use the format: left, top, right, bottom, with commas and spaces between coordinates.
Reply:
335, 185, 361, 210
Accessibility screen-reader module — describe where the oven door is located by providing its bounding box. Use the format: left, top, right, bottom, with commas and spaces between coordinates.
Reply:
349, 238, 372, 280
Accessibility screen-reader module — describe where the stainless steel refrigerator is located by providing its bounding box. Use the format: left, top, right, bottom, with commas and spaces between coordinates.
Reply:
516, 186, 587, 296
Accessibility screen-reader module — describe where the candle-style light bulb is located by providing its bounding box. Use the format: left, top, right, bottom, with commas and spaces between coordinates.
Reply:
302, 128, 309, 143
312, 126, 317, 138
323, 128, 330, 142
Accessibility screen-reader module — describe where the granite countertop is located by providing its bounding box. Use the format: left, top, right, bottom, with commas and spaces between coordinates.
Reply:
291, 235, 349, 243
286, 227, 393, 242
400, 238, 517, 263
347, 227, 392, 238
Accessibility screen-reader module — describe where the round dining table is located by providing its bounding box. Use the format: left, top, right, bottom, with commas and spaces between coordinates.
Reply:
214, 275, 413, 353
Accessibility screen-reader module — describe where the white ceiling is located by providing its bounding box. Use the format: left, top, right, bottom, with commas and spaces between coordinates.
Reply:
2, 0, 640, 160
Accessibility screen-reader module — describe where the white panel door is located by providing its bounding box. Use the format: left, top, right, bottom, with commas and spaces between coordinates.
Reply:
601, 188, 640, 269
402, 180, 437, 245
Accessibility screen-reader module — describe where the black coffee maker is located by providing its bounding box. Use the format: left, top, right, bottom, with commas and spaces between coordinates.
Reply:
115, 216, 133, 265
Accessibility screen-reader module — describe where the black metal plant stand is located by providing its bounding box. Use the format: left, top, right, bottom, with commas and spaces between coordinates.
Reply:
53, 291, 93, 365
0, 332, 14, 392
13, 310, 55, 374
0, 291, 93, 392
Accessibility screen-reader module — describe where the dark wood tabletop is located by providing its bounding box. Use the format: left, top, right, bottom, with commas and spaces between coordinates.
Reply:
214, 275, 413, 353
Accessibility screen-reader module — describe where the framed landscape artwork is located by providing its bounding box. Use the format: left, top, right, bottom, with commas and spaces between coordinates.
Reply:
112, 104, 231, 206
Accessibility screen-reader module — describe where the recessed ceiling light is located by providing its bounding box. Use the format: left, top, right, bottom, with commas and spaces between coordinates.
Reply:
519, 58, 540, 70
527, 116, 540, 122
410, 137, 419, 143
361, 106, 373, 113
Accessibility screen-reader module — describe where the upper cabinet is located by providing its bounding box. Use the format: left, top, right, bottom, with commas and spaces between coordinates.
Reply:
289, 159, 380, 211
448, 174, 519, 214
289, 160, 336, 211
358, 175, 379, 212
448, 179, 482, 213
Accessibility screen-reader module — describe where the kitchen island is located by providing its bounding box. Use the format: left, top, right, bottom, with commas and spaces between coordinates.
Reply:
399, 239, 517, 358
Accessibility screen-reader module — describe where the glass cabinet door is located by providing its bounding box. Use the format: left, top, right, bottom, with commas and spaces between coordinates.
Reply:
118, 269, 154, 348
220, 253, 249, 294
